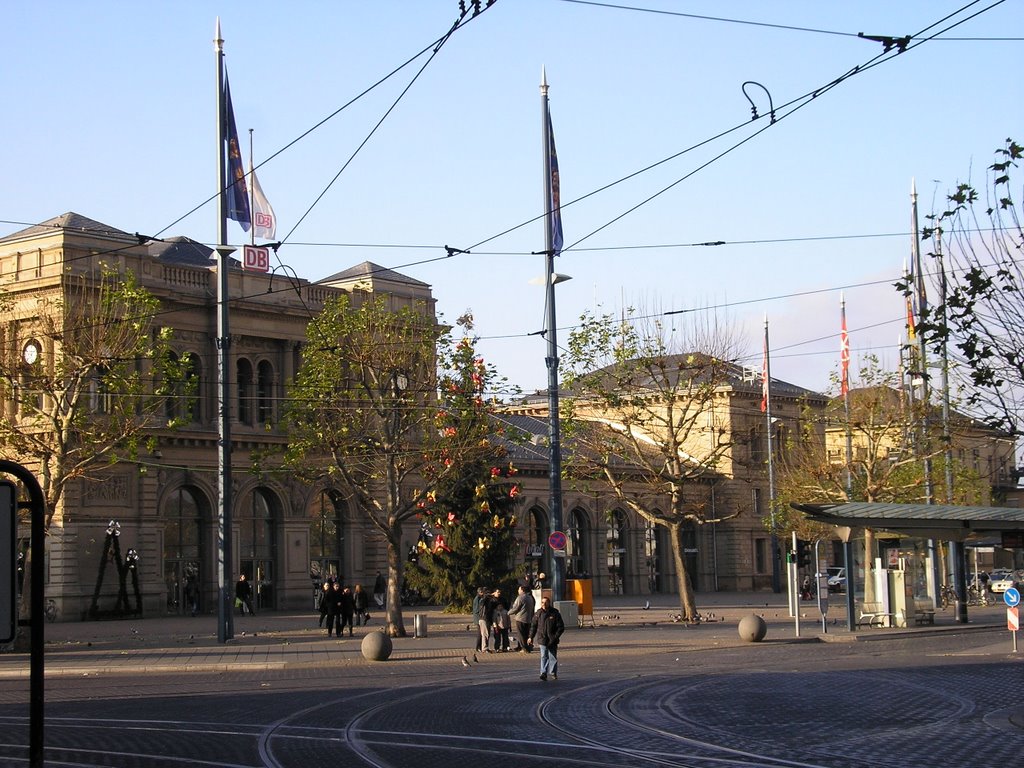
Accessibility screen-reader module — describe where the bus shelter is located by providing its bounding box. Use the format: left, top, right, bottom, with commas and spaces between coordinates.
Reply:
791, 501, 1024, 631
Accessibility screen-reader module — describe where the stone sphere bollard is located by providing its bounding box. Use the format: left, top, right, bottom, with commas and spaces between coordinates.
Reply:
361, 630, 393, 661
737, 613, 767, 642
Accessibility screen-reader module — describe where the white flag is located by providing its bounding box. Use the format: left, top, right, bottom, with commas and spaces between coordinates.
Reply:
250, 167, 276, 240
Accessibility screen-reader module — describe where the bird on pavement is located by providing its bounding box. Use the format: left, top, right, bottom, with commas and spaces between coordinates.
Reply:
461, 657, 471, 668
472, 652, 479, 663
642, 600, 650, 610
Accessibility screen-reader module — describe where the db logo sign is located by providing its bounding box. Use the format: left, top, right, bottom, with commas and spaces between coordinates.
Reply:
243, 245, 269, 273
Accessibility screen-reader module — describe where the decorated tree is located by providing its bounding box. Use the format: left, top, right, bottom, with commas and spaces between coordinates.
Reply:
405, 331, 522, 610
281, 300, 510, 636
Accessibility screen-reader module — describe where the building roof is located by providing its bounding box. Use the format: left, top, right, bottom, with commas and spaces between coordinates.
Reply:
515, 353, 824, 407
321, 261, 430, 288
149, 237, 219, 267
0, 212, 136, 244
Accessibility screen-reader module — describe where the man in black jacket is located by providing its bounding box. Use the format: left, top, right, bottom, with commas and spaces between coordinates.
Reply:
528, 596, 565, 680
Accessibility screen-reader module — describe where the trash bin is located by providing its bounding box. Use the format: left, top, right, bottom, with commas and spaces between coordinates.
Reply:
414, 613, 427, 638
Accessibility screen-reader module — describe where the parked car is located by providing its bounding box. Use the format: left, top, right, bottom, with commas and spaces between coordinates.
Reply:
826, 567, 846, 593
990, 570, 1022, 594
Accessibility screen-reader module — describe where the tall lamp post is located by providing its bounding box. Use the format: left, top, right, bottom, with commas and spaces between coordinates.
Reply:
541, 68, 566, 603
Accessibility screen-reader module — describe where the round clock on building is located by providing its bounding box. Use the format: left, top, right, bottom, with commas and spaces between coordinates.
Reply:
23, 340, 41, 365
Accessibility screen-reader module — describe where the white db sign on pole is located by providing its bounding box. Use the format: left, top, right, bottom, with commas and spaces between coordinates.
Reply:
243, 245, 270, 273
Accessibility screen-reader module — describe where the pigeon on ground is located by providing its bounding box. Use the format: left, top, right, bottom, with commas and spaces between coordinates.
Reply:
461, 656, 471, 668
643, 600, 650, 610
472, 653, 479, 663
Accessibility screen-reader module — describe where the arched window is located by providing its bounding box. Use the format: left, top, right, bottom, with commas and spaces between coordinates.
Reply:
606, 509, 629, 595
309, 490, 345, 583
567, 508, 589, 578
257, 360, 274, 424
166, 352, 202, 423
237, 359, 254, 425
90, 365, 112, 414
644, 519, 667, 594
162, 486, 205, 614
238, 487, 278, 610
525, 506, 549, 576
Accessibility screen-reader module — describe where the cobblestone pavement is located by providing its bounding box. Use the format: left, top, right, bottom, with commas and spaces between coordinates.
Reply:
0, 594, 1021, 766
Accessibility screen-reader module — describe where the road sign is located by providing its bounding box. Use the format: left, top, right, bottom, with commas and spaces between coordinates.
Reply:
547, 530, 567, 551
1004, 586, 1021, 608
1009, 607, 1019, 632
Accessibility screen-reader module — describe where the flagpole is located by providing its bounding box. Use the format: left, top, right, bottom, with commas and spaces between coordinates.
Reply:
248, 129, 255, 247
840, 295, 856, 631
763, 316, 780, 594
841, 293, 853, 499
541, 67, 565, 605
214, 18, 235, 644
911, 180, 954, 620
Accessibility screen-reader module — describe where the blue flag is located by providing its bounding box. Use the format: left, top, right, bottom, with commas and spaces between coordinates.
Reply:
548, 111, 563, 257
224, 73, 251, 231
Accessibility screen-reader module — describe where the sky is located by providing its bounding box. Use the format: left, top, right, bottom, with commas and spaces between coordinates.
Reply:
3, 1, 1021, 401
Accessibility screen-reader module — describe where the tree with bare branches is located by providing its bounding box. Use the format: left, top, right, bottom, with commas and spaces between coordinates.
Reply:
561, 309, 743, 621
281, 298, 510, 636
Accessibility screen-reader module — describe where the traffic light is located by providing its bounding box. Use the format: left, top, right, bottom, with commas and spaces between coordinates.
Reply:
794, 539, 810, 570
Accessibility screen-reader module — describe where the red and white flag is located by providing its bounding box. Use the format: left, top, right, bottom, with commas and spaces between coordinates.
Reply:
249, 163, 276, 241
840, 300, 850, 397
760, 325, 769, 413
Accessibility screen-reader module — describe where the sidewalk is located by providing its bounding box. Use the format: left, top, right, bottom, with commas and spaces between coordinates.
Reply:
0, 592, 1012, 679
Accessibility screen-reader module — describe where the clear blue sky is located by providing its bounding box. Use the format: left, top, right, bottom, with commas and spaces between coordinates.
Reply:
3, 1, 1020, 398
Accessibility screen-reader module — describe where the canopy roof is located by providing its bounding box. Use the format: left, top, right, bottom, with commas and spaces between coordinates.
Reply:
791, 501, 1024, 542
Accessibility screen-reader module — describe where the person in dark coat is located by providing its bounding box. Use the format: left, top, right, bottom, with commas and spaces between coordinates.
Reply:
528, 595, 565, 680
317, 581, 331, 627
339, 585, 356, 637
480, 589, 501, 652
353, 584, 370, 625
324, 581, 343, 637
373, 571, 386, 608
235, 574, 254, 616
508, 584, 535, 652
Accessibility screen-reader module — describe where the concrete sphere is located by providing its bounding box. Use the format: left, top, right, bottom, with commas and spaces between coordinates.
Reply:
361, 630, 393, 661
737, 613, 767, 642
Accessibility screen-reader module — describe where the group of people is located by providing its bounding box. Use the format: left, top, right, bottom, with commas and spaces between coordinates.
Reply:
472, 577, 565, 681
317, 580, 371, 637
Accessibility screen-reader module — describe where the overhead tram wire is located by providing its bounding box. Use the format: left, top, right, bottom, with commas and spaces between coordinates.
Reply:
152, 12, 482, 241
11, 4, 1006, 353
461, 1, 1003, 258
559, 0, 1019, 41
560, 0, 1007, 253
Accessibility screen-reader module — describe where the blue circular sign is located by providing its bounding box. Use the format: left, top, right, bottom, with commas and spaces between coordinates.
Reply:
1004, 587, 1021, 608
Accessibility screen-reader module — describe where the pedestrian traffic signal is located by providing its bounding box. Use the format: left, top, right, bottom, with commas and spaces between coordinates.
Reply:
794, 539, 810, 569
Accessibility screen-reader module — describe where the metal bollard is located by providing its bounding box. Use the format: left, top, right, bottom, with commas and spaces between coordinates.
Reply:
414, 613, 427, 638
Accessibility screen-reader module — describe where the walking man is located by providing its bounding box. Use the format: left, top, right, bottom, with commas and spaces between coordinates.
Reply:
528, 595, 564, 680
508, 584, 535, 652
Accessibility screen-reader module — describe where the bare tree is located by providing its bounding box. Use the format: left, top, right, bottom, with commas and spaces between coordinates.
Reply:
562, 308, 743, 621
918, 138, 1024, 436
0, 265, 182, 528
281, 297, 509, 636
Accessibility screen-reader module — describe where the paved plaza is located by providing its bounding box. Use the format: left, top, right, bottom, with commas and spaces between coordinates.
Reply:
0, 593, 1021, 767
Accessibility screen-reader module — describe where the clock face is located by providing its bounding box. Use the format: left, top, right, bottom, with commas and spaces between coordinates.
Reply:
23, 341, 40, 365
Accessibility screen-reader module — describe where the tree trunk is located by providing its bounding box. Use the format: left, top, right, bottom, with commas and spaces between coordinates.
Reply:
384, 523, 407, 637
669, 523, 697, 621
